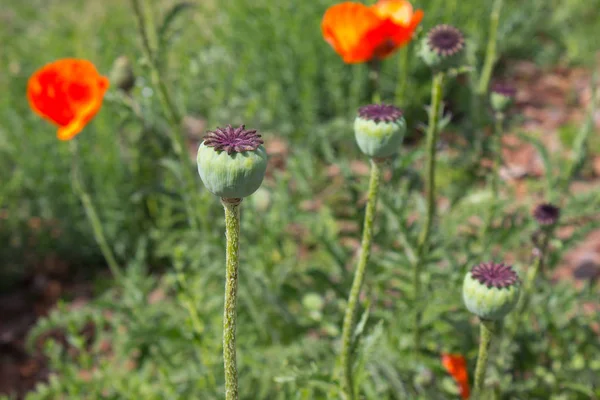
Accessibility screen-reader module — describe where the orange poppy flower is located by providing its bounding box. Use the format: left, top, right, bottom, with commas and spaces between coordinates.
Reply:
27, 59, 109, 141
321, 1, 422, 64
441, 353, 470, 399
321, 2, 387, 63
371, 0, 424, 58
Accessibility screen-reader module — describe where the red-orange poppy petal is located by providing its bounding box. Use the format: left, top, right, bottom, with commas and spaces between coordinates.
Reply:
321, 2, 387, 63
27, 59, 109, 141
370, 0, 423, 58
389, 8, 423, 46
372, 0, 414, 24
441, 353, 471, 399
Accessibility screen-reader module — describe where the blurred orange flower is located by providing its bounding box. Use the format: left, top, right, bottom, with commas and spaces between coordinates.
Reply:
441, 353, 470, 399
321, 1, 422, 63
372, 0, 424, 58
27, 59, 109, 141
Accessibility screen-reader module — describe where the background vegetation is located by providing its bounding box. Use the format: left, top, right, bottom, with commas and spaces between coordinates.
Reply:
1, 0, 599, 398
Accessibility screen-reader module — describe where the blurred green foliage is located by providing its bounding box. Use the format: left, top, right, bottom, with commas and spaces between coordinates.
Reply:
0, 0, 599, 399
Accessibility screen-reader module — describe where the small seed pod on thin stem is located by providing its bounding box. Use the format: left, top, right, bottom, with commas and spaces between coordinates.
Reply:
197, 125, 267, 199
463, 262, 521, 399
514, 203, 561, 316
490, 82, 516, 114
340, 104, 405, 400
354, 104, 406, 159
197, 125, 267, 400
419, 24, 465, 72
530, 203, 560, 279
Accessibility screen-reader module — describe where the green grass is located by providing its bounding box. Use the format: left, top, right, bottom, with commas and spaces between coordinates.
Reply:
1, 0, 600, 399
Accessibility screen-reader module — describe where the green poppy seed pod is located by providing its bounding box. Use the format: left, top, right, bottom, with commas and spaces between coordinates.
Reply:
110, 56, 135, 93
463, 262, 521, 321
197, 125, 267, 199
490, 83, 516, 113
354, 104, 406, 158
419, 25, 465, 71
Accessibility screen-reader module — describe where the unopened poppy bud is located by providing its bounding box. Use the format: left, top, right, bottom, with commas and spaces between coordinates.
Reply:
490, 83, 516, 112
110, 56, 135, 93
197, 124, 267, 199
354, 104, 406, 158
463, 262, 521, 320
419, 25, 465, 71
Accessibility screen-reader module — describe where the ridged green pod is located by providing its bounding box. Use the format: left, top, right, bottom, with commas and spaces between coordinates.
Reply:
463, 262, 521, 320
354, 104, 406, 159
419, 25, 465, 71
196, 125, 267, 199
490, 83, 516, 113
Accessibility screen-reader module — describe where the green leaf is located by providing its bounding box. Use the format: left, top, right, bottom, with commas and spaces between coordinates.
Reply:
517, 132, 555, 199
157, 2, 195, 57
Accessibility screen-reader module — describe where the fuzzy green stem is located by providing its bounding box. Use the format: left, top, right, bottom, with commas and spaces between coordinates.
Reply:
368, 60, 382, 104
477, 0, 504, 95
473, 320, 495, 399
412, 72, 444, 353
222, 198, 241, 400
340, 160, 382, 400
515, 224, 554, 318
69, 141, 123, 281
482, 112, 505, 235
497, 223, 556, 369
490, 113, 504, 201
394, 47, 410, 106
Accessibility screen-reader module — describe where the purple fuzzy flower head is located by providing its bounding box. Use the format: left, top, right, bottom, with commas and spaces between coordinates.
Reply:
357, 104, 403, 123
491, 82, 517, 98
427, 25, 465, 57
471, 262, 519, 289
203, 124, 264, 155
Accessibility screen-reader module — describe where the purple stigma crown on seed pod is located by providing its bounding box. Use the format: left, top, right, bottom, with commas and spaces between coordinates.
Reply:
203, 124, 264, 155
427, 24, 465, 57
491, 82, 517, 98
357, 104, 403, 123
471, 262, 519, 289
533, 203, 561, 226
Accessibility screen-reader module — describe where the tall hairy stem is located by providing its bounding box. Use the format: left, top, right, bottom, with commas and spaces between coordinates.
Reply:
368, 60, 382, 104
413, 72, 444, 353
473, 320, 495, 399
394, 47, 410, 106
339, 160, 382, 400
482, 112, 505, 236
222, 198, 241, 400
477, 0, 504, 95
